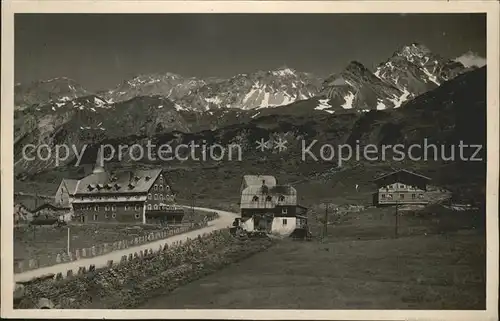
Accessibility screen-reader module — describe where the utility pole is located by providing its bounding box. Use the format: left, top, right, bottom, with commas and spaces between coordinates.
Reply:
191, 192, 196, 226
67, 226, 70, 255
395, 201, 399, 239
324, 203, 328, 240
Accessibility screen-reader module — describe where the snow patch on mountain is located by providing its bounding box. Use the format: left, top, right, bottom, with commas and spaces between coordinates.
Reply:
376, 99, 387, 110
251, 111, 261, 118
341, 92, 355, 109
272, 68, 296, 77
389, 87, 411, 108
422, 67, 440, 86
315, 98, 332, 111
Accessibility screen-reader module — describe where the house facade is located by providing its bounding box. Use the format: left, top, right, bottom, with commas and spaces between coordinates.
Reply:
58, 148, 184, 225
239, 175, 308, 236
373, 169, 431, 206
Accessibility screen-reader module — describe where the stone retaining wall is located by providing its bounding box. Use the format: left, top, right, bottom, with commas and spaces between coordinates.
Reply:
18, 230, 273, 309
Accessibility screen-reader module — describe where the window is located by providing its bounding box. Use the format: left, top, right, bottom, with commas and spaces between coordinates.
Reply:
399, 184, 405, 188
135, 213, 141, 219
412, 194, 416, 199
252, 196, 259, 202
112, 213, 116, 218
112, 205, 116, 211
159, 176, 163, 182
148, 193, 152, 200
135, 205, 141, 211
147, 204, 152, 210
265, 195, 272, 202
104, 213, 109, 219
154, 184, 158, 191
165, 185, 171, 191
278, 195, 285, 202
154, 204, 158, 210
154, 194, 158, 200
105, 205, 110, 211
93, 214, 98, 220
159, 185, 163, 191
381, 194, 386, 199
282, 208, 288, 214
124, 205, 129, 211
94, 205, 99, 211
159, 194, 164, 200
282, 219, 287, 225
399, 194, 404, 199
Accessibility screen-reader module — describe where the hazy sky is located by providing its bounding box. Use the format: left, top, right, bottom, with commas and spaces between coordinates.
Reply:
15, 13, 486, 91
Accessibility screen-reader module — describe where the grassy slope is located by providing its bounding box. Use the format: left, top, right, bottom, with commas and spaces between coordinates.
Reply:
138, 206, 485, 310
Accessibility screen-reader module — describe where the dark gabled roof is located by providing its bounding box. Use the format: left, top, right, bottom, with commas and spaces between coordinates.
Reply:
373, 169, 431, 182
269, 185, 295, 195
32, 203, 68, 212
73, 168, 163, 195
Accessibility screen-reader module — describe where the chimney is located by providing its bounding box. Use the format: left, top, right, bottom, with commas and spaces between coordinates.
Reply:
261, 179, 268, 194
93, 146, 105, 174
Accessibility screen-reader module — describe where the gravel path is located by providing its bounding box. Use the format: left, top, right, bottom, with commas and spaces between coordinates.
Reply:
14, 206, 238, 283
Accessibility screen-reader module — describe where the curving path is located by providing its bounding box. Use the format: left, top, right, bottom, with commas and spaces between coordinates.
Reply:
14, 206, 238, 283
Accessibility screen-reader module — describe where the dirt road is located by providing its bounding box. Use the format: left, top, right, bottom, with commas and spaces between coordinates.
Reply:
14, 206, 238, 283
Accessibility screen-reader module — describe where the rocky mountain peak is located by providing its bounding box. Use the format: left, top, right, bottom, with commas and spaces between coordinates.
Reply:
395, 43, 433, 61
15, 77, 89, 110
271, 66, 297, 77
374, 42, 468, 97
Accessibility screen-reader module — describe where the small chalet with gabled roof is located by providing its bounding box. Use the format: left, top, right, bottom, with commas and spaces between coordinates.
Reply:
56, 147, 184, 225
238, 175, 308, 236
55, 178, 79, 212
373, 169, 431, 206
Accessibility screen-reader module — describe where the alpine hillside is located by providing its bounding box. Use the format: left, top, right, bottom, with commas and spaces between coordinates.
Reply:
15, 77, 90, 111
13, 43, 486, 177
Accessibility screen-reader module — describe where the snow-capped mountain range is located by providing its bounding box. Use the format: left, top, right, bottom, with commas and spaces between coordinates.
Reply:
100, 72, 217, 104
13, 43, 487, 177
15, 43, 484, 115
308, 43, 479, 114
175, 66, 321, 111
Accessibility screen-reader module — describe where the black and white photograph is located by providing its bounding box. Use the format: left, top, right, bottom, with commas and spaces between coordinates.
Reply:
2, 1, 499, 320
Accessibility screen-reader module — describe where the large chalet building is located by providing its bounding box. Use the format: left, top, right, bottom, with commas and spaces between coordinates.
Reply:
238, 175, 308, 236
54, 149, 184, 225
373, 169, 431, 206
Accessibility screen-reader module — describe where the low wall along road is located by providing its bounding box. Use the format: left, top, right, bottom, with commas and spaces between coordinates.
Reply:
15, 206, 238, 283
